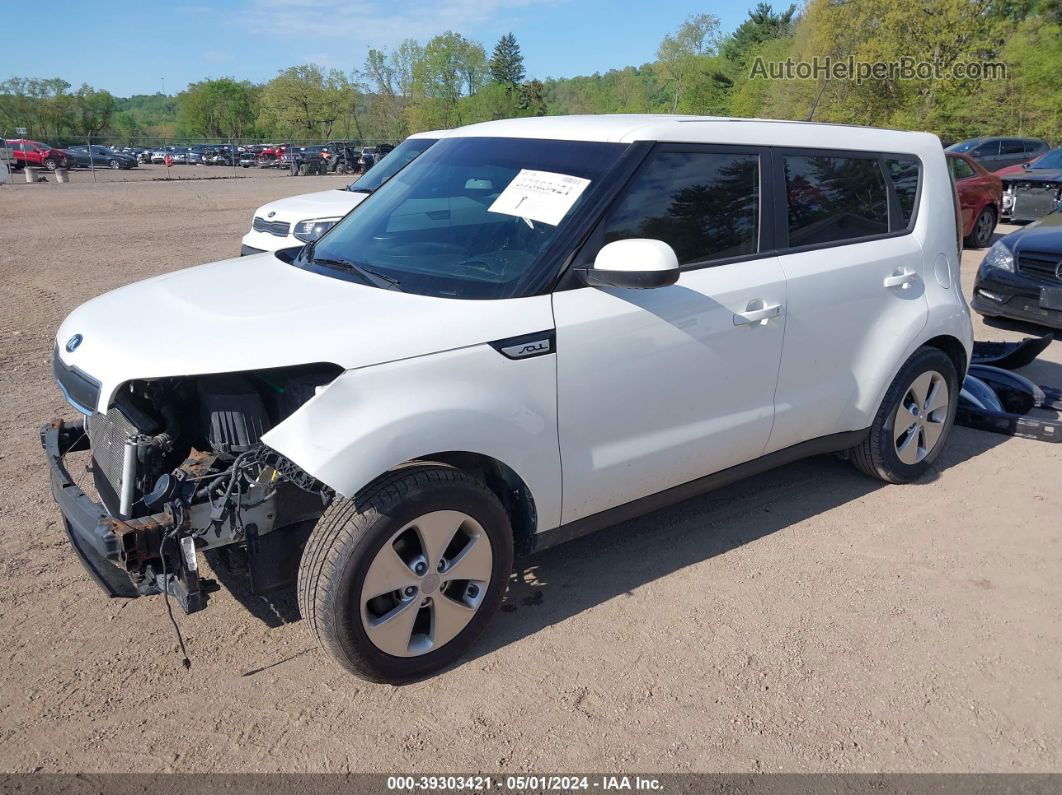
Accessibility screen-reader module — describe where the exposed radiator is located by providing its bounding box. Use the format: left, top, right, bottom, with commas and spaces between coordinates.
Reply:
86, 408, 139, 516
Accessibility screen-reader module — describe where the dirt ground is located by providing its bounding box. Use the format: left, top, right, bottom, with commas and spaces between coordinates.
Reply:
0, 174, 1059, 774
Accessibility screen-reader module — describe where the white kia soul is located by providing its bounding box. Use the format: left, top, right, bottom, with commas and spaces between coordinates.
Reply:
239, 131, 444, 256
45, 115, 972, 683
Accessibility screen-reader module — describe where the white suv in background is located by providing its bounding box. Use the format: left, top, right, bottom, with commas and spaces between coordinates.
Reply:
45, 115, 971, 684
239, 131, 443, 255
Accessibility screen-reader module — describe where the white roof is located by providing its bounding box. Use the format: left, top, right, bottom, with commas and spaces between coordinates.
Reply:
447, 114, 941, 155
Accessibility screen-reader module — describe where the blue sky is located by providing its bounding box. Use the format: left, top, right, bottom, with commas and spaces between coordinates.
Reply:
2, 0, 757, 96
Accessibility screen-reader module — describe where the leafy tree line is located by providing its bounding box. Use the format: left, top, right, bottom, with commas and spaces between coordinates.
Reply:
2, 2, 1059, 146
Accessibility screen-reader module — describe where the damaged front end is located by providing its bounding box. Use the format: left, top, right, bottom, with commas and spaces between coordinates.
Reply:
1003, 176, 1062, 223
42, 360, 341, 614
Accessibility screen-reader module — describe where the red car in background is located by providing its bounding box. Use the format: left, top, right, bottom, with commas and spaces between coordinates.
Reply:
4, 138, 69, 171
947, 151, 1002, 249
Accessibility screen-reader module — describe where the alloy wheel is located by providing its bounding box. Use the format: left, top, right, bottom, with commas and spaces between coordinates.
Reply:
975, 208, 995, 246
359, 510, 493, 658
893, 370, 950, 465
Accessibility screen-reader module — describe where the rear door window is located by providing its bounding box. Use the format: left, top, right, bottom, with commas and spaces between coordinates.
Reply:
1000, 140, 1026, 156
782, 154, 888, 247
597, 148, 761, 266
972, 141, 1000, 158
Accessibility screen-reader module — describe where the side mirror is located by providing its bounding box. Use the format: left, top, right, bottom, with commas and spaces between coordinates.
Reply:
579, 239, 680, 289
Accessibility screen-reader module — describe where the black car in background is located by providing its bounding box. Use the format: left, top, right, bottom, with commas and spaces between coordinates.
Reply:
973, 210, 1062, 329
947, 137, 1050, 171
64, 145, 138, 169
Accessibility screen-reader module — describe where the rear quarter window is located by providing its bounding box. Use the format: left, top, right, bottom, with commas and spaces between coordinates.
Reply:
783, 155, 889, 247
885, 157, 921, 229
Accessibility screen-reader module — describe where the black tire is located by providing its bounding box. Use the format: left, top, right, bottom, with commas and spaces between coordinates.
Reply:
849, 346, 959, 483
109, 159, 120, 169
298, 464, 513, 684
965, 205, 997, 249
43, 158, 57, 171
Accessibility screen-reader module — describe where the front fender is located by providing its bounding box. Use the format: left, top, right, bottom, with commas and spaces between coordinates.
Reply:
261, 343, 562, 533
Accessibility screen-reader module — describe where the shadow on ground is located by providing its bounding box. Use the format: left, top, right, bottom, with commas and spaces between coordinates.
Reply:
212, 421, 1010, 671
467, 427, 1007, 663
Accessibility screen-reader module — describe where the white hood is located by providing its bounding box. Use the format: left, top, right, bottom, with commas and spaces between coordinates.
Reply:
55, 252, 554, 412
254, 188, 368, 222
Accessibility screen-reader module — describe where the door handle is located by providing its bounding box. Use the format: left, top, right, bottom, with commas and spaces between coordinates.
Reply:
733, 301, 782, 326
883, 269, 918, 289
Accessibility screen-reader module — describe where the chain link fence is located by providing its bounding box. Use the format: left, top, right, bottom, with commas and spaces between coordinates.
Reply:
1, 130, 404, 186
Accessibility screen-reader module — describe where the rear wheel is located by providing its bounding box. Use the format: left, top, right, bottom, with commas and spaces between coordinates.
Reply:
850, 346, 959, 483
298, 464, 513, 683
109, 159, 120, 169
965, 205, 997, 249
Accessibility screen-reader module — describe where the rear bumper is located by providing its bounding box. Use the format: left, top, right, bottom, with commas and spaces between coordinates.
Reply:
972, 266, 1062, 330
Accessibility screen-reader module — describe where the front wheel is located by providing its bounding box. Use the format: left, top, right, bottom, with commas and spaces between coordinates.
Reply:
298, 464, 513, 683
109, 159, 120, 169
43, 158, 58, 170
849, 346, 959, 483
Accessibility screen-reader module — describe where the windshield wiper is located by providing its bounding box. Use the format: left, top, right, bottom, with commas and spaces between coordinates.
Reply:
348, 187, 372, 194
310, 254, 402, 291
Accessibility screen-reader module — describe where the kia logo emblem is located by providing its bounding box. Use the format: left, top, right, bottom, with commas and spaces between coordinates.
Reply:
65, 334, 83, 353
267, 211, 276, 218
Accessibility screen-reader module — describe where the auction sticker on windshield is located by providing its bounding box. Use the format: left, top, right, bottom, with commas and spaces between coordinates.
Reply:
488, 169, 591, 226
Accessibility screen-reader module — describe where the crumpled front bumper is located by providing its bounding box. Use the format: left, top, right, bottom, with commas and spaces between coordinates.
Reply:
40, 418, 184, 603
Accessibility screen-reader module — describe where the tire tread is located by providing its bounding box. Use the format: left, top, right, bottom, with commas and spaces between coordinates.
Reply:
297, 464, 507, 682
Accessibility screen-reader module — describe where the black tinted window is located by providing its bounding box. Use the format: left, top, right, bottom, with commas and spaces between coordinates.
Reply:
1000, 140, 1025, 155
784, 155, 888, 246
972, 141, 999, 157
885, 158, 920, 228
600, 150, 759, 265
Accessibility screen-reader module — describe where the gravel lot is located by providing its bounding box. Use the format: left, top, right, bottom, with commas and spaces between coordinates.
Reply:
0, 174, 1059, 774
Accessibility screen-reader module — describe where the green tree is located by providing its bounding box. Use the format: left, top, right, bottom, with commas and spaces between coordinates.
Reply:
176, 78, 258, 139
259, 65, 359, 139
720, 3, 796, 67
519, 80, 547, 115
410, 32, 486, 128
70, 84, 115, 138
489, 33, 526, 88
655, 14, 721, 112
359, 40, 425, 138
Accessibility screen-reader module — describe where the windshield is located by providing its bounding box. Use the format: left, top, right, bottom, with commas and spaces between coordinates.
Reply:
303, 136, 627, 299
347, 138, 436, 193
1032, 149, 1062, 169
946, 140, 979, 153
